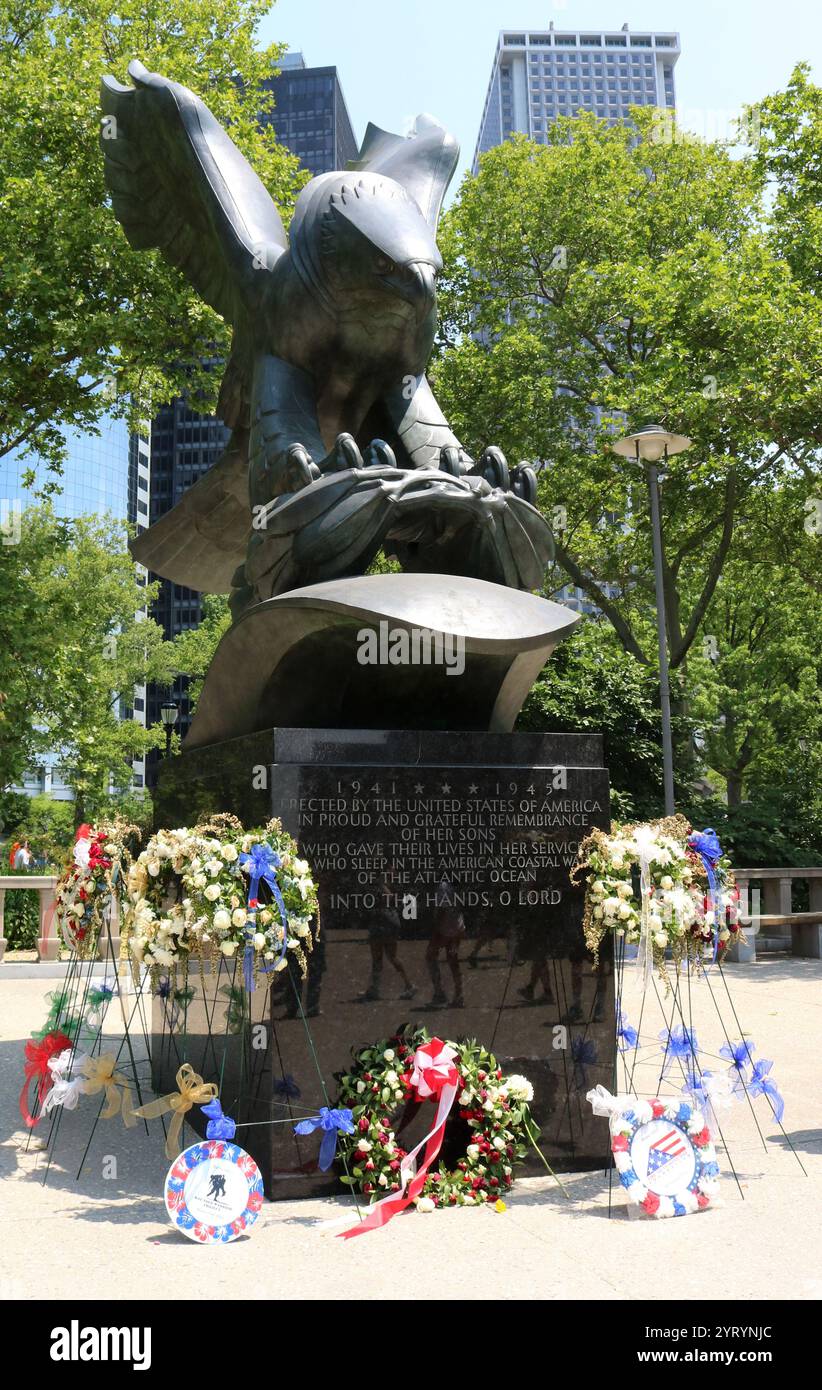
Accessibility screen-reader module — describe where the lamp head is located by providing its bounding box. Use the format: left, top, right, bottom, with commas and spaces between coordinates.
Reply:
611, 425, 692, 463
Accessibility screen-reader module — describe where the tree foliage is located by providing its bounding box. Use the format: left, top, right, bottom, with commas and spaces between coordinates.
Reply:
434, 108, 822, 675
0, 505, 178, 818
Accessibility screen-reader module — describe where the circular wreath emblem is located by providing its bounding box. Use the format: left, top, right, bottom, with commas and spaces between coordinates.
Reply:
164, 1139, 264, 1243
610, 1097, 720, 1217
335, 1027, 537, 1208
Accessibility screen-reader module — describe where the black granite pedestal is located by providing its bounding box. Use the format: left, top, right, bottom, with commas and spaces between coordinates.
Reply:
154, 728, 613, 1197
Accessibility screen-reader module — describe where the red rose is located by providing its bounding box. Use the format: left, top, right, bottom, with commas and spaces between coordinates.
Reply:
363, 1182, 373, 1194
697, 1192, 710, 1209
358, 1116, 369, 1132
692, 1128, 711, 1147
642, 1192, 660, 1214
364, 1160, 375, 1172
612, 1135, 629, 1152
651, 1100, 665, 1118
389, 1160, 399, 1171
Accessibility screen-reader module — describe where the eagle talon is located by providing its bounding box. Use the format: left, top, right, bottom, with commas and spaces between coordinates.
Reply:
473, 445, 510, 493
510, 463, 537, 506
282, 443, 319, 491
362, 438, 397, 469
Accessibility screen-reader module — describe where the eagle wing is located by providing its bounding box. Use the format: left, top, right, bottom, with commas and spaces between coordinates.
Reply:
101, 59, 287, 325
349, 114, 459, 234
103, 61, 291, 589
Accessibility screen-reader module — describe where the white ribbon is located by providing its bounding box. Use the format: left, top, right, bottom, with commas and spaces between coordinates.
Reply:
41, 1049, 89, 1116
586, 1084, 639, 1118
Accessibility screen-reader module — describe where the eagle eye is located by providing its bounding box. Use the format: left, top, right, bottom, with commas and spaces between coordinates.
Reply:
374, 254, 395, 275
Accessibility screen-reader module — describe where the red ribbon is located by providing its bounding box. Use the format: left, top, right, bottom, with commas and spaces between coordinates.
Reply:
19, 1031, 73, 1128
338, 1038, 460, 1239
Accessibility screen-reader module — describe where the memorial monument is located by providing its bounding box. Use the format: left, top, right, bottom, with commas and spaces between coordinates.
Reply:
102, 61, 613, 1194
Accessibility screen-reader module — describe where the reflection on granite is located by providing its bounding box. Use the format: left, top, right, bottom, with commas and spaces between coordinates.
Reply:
154, 728, 613, 1197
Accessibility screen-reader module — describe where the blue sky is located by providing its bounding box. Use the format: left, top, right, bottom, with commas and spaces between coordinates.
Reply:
259, 0, 821, 192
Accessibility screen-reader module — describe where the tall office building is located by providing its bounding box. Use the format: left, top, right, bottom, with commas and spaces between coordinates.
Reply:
474, 24, 680, 171
262, 50, 358, 173
0, 413, 131, 522
144, 55, 357, 771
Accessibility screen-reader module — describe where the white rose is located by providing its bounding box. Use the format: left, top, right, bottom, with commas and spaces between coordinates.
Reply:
357, 1139, 371, 1153
356, 1080, 366, 1094
293, 920, 310, 937
415, 1196, 435, 1212
593, 906, 604, 920
618, 903, 631, 920
193, 873, 207, 890
648, 914, 664, 932
493, 1136, 506, 1151
213, 909, 231, 932
204, 883, 221, 902
591, 879, 605, 895
260, 909, 272, 925
220, 941, 237, 957
253, 932, 266, 950
660, 875, 674, 890
293, 858, 310, 876
654, 930, 669, 948
232, 908, 248, 928
205, 859, 222, 877
220, 843, 239, 862
611, 856, 624, 871
385, 1070, 399, 1086
147, 861, 160, 877
502, 1074, 534, 1103
383, 1049, 395, 1061
466, 1143, 480, 1160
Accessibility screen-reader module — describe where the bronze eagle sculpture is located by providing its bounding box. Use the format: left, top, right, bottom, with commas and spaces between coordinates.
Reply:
100, 61, 553, 616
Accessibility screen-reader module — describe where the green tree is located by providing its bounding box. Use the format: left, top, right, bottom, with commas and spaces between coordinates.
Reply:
0, 505, 178, 820
434, 111, 822, 677
170, 593, 231, 712
0, 0, 304, 484
749, 63, 822, 297
687, 489, 822, 808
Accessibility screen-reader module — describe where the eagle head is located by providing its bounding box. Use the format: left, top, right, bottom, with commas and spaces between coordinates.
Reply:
287, 172, 441, 372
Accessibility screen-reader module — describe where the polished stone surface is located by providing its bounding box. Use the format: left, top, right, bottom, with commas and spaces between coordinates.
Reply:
154, 728, 613, 1197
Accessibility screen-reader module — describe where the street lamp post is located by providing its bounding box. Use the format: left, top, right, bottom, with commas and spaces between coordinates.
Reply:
612, 426, 692, 817
159, 700, 179, 759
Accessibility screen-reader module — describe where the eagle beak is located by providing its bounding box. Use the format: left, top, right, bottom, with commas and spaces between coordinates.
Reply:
397, 260, 438, 317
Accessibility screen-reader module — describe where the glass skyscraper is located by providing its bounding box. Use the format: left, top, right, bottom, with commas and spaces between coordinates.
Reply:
0, 412, 130, 521
474, 24, 680, 172
144, 55, 357, 771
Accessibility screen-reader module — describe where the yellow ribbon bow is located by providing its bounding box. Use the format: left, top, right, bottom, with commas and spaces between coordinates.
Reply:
132, 1063, 218, 1160
79, 1053, 137, 1127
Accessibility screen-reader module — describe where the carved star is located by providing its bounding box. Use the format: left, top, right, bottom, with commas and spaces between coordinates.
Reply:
441, 781, 451, 793
414, 782, 424, 794
468, 783, 478, 794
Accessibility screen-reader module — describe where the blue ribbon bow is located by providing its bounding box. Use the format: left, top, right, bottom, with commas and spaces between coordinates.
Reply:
200, 1097, 237, 1140
238, 842, 290, 991
748, 1059, 785, 1123
616, 1009, 639, 1052
293, 1107, 355, 1170
659, 1024, 699, 1074
688, 827, 724, 960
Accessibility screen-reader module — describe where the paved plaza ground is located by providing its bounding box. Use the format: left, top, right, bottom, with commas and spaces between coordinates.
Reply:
1, 957, 820, 1302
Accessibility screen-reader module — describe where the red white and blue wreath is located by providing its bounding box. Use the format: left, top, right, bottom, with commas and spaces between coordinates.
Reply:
164, 1136, 264, 1243
588, 1086, 720, 1218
